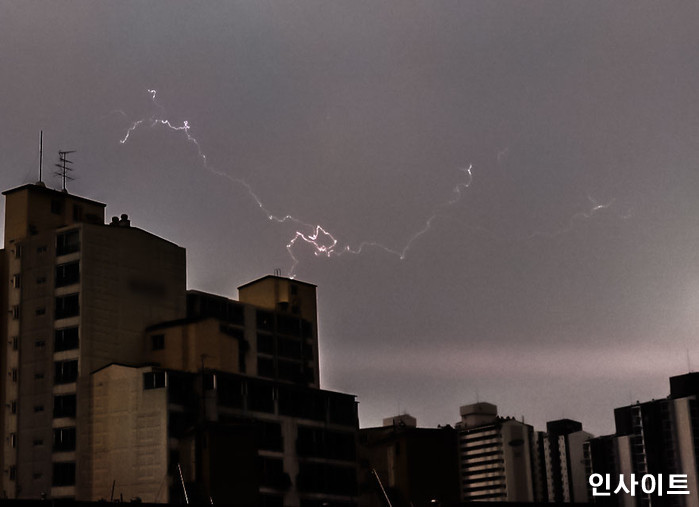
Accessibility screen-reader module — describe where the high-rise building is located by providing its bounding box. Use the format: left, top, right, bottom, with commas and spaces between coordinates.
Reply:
535, 419, 592, 503
455, 402, 538, 502
0, 182, 359, 505
585, 372, 699, 507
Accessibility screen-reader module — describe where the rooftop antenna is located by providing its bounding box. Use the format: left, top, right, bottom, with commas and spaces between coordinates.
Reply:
54, 150, 75, 192
38, 131, 44, 184
274, 268, 282, 276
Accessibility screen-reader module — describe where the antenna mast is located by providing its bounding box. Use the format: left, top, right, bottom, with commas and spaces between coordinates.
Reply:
39, 131, 43, 183
54, 150, 75, 192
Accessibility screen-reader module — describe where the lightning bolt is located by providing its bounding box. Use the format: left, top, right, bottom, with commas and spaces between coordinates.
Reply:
117, 89, 620, 275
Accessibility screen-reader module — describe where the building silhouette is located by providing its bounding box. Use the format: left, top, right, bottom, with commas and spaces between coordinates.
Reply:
0, 182, 358, 505
534, 419, 592, 503
358, 414, 459, 507
585, 372, 699, 507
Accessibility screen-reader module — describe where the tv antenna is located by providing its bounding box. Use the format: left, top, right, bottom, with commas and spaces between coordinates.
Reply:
54, 150, 75, 192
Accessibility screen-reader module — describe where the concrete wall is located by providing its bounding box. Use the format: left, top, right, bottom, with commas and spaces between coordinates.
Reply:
84, 365, 168, 502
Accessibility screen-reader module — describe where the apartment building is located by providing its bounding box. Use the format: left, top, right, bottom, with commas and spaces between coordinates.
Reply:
0, 182, 358, 505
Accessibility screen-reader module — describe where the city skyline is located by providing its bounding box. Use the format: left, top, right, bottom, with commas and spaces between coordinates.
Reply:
3, 1, 699, 437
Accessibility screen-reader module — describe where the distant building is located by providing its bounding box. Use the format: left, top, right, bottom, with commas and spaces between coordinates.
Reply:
455, 402, 538, 502
585, 372, 699, 506
358, 414, 459, 507
0, 182, 358, 505
535, 419, 592, 503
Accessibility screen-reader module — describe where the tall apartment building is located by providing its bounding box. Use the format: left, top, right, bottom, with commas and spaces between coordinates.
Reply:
584, 372, 699, 507
455, 402, 538, 502
0, 182, 358, 505
535, 419, 592, 503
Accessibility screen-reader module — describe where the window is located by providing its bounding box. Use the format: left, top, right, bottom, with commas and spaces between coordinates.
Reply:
36, 245, 47, 254
34, 372, 44, 380
257, 333, 274, 355
33, 405, 44, 413
10, 401, 16, 414
33, 439, 43, 446
9, 466, 15, 481
72, 205, 83, 221
35, 340, 45, 348
55, 360, 78, 384
52, 462, 75, 486
10, 433, 16, 448
11, 305, 20, 320
55, 261, 79, 287
11, 336, 18, 351
11, 368, 17, 382
35, 307, 46, 316
144, 371, 166, 390
36, 276, 46, 284
51, 199, 63, 215
55, 327, 79, 352
53, 394, 76, 418
14, 245, 22, 259
257, 357, 275, 379
55, 293, 79, 319
11, 274, 20, 289
56, 229, 79, 255
53, 427, 76, 452
151, 334, 165, 351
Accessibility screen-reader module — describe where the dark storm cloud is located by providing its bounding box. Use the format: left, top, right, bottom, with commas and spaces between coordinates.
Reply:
2, 0, 699, 434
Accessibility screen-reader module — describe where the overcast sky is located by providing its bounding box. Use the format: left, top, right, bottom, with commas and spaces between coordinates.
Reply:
3, 1, 699, 435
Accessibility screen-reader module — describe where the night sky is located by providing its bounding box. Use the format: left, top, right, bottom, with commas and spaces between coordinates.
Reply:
2, 1, 699, 435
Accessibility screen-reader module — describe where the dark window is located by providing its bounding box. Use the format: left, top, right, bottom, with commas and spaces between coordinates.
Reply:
35, 307, 46, 316
9, 466, 16, 481
301, 320, 313, 339
55, 261, 80, 287
12, 273, 20, 289
14, 245, 22, 259
247, 380, 274, 413
36, 275, 46, 284
34, 405, 44, 413
257, 310, 274, 332
55, 293, 79, 319
54, 394, 77, 418
11, 305, 20, 320
151, 334, 165, 351
54, 360, 78, 384
35, 372, 44, 380
55, 327, 79, 352
33, 439, 43, 446
277, 315, 300, 336
11, 369, 17, 382
328, 395, 358, 426
36, 245, 47, 253
217, 376, 244, 408
257, 333, 274, 355
278, 338, 302, 360
35, 340, 46, 348
10, 400, 16, 414
52, 462, 76, 486
53, 427, 76, 452
72, 205, 83, 221
278, 360, 304, 383
51, 199, 63, 215
291, 285, 298, 296
144, 371, 166, 389
11, 336, 18, 351
56, 229, 80, 255
10, 433, 16, 448
256, 421, 283, 451
259, 457, 290, 490
257, 357, 275, 379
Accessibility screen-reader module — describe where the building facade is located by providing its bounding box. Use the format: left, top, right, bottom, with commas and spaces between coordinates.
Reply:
0, 182, 359, 505
455, 402, 538, 502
